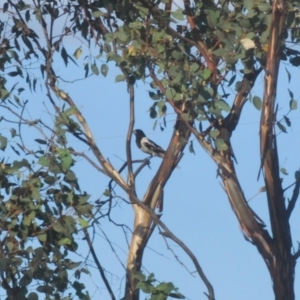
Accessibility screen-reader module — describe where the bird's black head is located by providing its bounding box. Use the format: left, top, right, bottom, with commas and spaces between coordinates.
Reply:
133, 129, 145, 138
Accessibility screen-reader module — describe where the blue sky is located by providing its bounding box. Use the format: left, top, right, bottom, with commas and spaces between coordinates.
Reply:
1, 6, 300, 300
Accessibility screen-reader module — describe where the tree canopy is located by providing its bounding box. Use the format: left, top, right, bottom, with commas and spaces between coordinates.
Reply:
0, 0, 300, 299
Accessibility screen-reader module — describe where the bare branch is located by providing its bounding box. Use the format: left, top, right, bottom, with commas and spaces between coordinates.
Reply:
83, 228, 116, 300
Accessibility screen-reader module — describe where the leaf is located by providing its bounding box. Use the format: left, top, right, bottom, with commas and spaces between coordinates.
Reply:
171, 9, 185, 21
280, 168, 288, 175
58, 149, 72, 171
285, 67, 291, 83
58, 237, 72, 246
7, 71, 19, 77
35, 139, 47, 145
136, 281, 154, 294
215, 138, 228, 151
91, 63, 99, 75
258, 2, 270, 12
253, 96, 262, 110
215, 100, 230, 112
115, 74, 125, 82
3, 3, 8, 13
53, 221, 64, 233
61, 47, 68, 66
295, 171, 300, 181
73, 47, 82, 59
189, 141, 195, 154
149, 91, 161, 100
289, 99, 297, 110
101, 64, 108, 77
28, 292, 38, 300
210, 129, 220, 138
92, 10, 103, 17
284, 115, 291, 126
103, 189, 111, 197
84, 63, 89, 77
228, 74, 236, 87
0, 136, 7, 151
169, 292, 185, 299
38, 233, 47, 242
78, 218, 89, 228
38, 156, 49, 167
165, 88, 176, 100
25, 10, 30, 22
277, 122, 287, 133
288, 89, 294, 99
240, 38, 255, 50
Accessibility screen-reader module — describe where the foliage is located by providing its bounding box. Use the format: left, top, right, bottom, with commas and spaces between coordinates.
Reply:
134, 272, 185, 300
0, 0, 300, 299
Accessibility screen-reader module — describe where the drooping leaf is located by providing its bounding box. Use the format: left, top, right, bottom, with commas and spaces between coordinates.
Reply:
290, 99, 297, 110
101, 64, 108, 77
61, 47, 68, 66
0, 136, 7, 151
73, 47, 82, 59
253, 96, 262, 110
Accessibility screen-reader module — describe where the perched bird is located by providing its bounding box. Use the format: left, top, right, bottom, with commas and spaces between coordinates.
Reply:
133, 129, 165, 158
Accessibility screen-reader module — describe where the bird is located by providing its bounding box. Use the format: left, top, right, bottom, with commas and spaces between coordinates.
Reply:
133, 129, 165, 158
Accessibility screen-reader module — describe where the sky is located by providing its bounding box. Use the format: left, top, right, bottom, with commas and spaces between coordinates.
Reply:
1, 4, 300, 300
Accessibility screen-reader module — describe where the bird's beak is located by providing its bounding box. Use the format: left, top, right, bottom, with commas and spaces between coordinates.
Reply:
133, 130, 136, 135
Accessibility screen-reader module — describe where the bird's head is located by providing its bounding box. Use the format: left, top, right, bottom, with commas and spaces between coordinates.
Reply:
133, 129, 145, 137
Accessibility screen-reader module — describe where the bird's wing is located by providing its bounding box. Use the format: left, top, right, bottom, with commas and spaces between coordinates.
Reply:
144, 138, 165, 154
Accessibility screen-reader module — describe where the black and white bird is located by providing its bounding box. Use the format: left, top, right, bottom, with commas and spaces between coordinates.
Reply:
133, 129, 165, 158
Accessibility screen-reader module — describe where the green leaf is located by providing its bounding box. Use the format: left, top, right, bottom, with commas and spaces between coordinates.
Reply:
38, 233, 47, 242
215, 138, 228, 151
58, 149, 72, 171
115, 74, 125, 82
252, 96, 262, 110
78, 218, 89, 228
149, 91, 161, 100
0, 136, 7, 151
58, 237, 72, 246
101, 64, 108, 77
280, 167, 288, 175
73, 47, 82, 59
165, 88, 176, 100
244, 0, 253, 11
258, 2, 270, 12
91, 63, 99, 75
155, 282, 175, 294
171, 9, 185, 21
290, 99, 297, 110
53, 221, 64, 233
38, 156, 49, 167
215, 100, 230, 112
92, 10, 103, 18
136, 281, 154, 294
210, 129, 220, 138
133, 271, 146, 281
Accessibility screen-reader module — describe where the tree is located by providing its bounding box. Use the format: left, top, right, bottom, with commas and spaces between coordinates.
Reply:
0, 0, 300, 299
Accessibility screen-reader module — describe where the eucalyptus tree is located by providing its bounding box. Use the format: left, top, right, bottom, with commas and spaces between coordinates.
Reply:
0, 0, 300, 299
